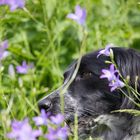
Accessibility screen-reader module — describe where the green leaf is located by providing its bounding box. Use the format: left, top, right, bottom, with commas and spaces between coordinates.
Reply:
45, 0, 57, 19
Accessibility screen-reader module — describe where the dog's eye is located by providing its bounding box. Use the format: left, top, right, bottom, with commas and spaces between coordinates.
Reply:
76, 72, 93, 81
82, 72, 93, 78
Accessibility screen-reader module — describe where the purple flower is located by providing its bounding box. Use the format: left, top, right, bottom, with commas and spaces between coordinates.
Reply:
97, 44, 114, 58
0, 0, 25, 11
45, 127, 68, 140
109, 75, 125, 92
33, 109, 49, 126
16, 61, 34, 74
45, 114, 68, 140
50, 114, 64, 125
56, 127, 68, 140
45, 128, 56, 140
7, 118, 42, 140
0, 40, 9, 60
67, 5, 86, 25
100, 64, 118, 81
100, 64, 125, 91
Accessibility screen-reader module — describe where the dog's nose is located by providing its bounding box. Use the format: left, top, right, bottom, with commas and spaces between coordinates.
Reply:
38, 99, 52, 112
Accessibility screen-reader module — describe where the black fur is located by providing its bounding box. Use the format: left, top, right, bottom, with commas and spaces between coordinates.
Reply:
38, 47, 140, 140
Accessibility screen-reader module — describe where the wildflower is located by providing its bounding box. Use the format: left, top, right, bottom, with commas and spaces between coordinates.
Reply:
50, 114, 64, 125
45, 128, 56, 140
16, 61, 34, 74
45, 114, 68, 140
109, 75, 125, 92
33, 109, 50, 126
56, 127, 68, 140
100, 64, 125, 91
97, 44, 114, 58
0, 40, 9, 60
7, 118, 42, 140
67, 5, 86, 25
45, 127, 68, 140
100, 64, 118, 81
0, 0, 25, 11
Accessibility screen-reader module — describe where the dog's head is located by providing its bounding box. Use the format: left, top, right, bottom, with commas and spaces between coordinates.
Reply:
38, 47, 140, 138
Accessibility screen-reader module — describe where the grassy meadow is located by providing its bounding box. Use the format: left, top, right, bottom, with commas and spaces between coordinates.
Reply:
0, 0, 140, 139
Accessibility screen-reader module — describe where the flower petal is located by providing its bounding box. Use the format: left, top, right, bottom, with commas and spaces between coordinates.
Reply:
67, 13, 78, 20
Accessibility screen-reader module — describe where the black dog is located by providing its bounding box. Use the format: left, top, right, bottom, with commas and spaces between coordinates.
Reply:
38, 47, 140, 140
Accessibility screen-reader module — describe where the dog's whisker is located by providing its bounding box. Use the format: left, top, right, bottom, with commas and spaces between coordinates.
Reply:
78, 108, 99, 117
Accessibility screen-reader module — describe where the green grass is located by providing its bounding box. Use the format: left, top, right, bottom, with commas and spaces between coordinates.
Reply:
0, 0, 140, 139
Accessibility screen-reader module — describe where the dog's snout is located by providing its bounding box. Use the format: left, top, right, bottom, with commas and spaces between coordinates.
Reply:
38, 99, 52, 112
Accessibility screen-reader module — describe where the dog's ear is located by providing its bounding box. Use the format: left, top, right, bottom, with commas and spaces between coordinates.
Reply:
113, 48, 140, 109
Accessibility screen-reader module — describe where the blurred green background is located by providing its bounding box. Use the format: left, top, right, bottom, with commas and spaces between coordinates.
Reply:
0, 0, 140, 139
